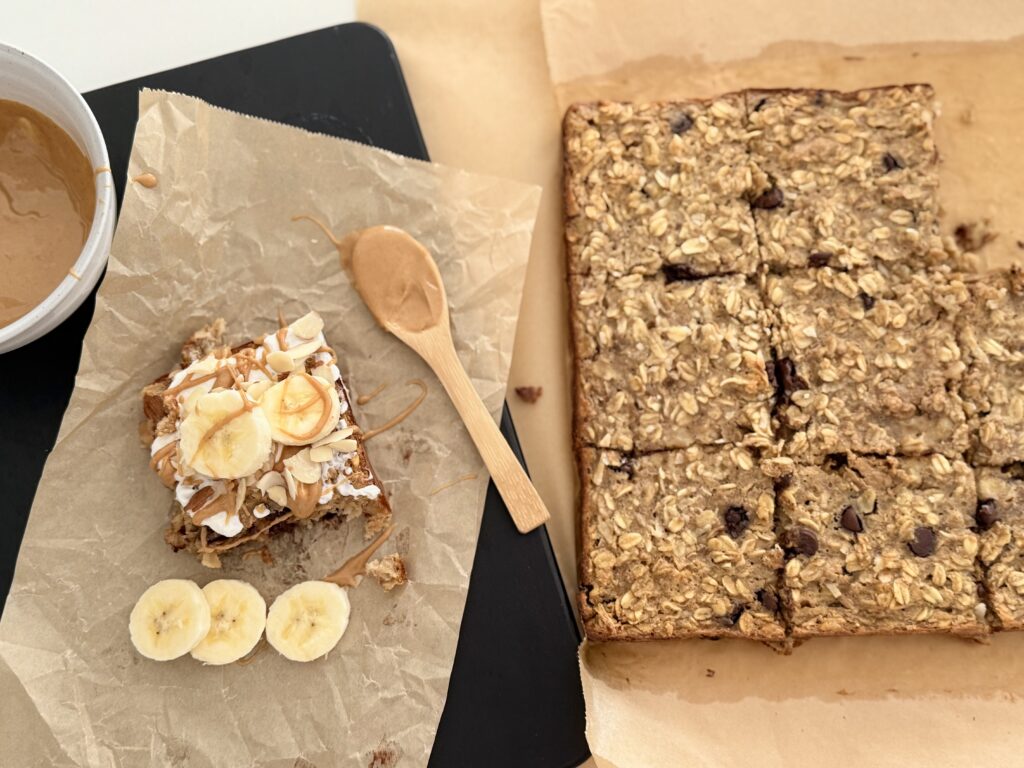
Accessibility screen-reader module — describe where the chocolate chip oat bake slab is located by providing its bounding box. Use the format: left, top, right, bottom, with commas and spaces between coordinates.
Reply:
566, 84, 1024, 645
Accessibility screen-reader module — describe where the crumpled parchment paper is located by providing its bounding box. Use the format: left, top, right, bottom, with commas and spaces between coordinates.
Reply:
0, 89, 540, 768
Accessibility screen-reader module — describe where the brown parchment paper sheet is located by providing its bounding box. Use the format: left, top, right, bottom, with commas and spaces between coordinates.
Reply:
0, 89, 541, 768
539, 1, 1024, 766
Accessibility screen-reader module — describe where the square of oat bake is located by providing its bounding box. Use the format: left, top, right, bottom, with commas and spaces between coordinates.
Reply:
959, 269, 1024, 465
778, 454, 986, 638
579, 446, 785, 641
766, 265, 970, 459
976, 466, 1024, 631
747, 85, 943, 272
563, 96, 759, 280
571, 272, 774, 452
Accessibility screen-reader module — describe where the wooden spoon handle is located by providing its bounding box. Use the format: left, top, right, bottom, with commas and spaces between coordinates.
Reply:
424, 338, 550, 534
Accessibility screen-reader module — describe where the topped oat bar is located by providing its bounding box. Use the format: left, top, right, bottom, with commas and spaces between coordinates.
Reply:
141, 312, 389, 566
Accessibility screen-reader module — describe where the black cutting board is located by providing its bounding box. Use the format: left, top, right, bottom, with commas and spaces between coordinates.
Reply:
0, 23, 588, 768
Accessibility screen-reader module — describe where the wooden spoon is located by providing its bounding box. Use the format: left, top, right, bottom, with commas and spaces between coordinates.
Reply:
348, 225, 550, 534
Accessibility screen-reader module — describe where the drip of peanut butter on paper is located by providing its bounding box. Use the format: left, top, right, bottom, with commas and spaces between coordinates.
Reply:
322, 524, 396, 587
131, 172, 158, 188
0, 99, 96, 328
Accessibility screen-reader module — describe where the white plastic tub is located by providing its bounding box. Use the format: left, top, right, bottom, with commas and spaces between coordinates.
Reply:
0, 42, 116, 353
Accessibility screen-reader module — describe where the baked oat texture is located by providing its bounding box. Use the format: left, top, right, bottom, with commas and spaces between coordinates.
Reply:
959, 269, 1024, 465
976, 467, 1024, 631
564, 97, 760, 280
579, 445, 785, 641
777, 455, 986, 638
571, 272, 774, 452
567, 84, 1022, 643
747, 85, 943, 272
767, 265, 970, 459
142, 320, 391, 565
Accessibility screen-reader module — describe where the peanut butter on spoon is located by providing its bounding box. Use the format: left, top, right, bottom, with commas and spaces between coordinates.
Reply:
345, 225, 550, 534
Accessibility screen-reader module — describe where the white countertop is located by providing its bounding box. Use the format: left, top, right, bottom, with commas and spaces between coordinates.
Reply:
3, 0, 356, 92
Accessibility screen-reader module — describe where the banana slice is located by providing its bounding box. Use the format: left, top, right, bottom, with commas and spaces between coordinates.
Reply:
190, 580, 267, 665
180, 389, 273, 479
265, 581, 351, 662
260, 373, 341, 446
129, 579, 211, 661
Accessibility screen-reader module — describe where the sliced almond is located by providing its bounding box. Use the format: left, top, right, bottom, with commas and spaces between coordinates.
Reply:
267, 350, 295, 374
235, 479, 247, 513
309, 445, 335, 463
286, 339, 322, 366
332, 438, 358, 453
256, 470, 286, 493
312, 364, 335, 382
282, 467, 298, 499
313, 427, 354, 448
289, 311, 324, 340
267, 485, 288, 507
284, 448, 322, 484
245, 379, 273, 401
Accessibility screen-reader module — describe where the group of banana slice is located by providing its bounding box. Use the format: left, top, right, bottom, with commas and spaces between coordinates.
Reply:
129, 577, 352, 664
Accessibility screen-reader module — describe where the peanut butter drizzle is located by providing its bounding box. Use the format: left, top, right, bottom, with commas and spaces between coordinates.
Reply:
274, 445, 323, 518
93, 166, 110, 176
1, 99, 96, 328
277, 307, 287, 329
428, 473, 478, 497
276, 326, 289, 351
132, 172, 157, 188
190, 490, 236, 526
193, 395, 255, 458
276, 373, 334, 443
322, 525, 396, 588
362, 379, 428, 441
288, 479, 323, 519
356, 382, 388, 406
162, 369, 222, 397
150, 442, 178, 488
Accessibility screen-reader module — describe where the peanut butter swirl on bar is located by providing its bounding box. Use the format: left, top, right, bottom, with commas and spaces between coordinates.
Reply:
140, 311, 390, 566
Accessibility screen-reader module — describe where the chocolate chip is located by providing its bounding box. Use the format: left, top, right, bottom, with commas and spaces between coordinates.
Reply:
839, 505, 864, 533
765, 360, 778, 390
757, 588, 779, 613
976, 499, 999, 531
727, 604, 745, 625
611, 457, 635, 479
824, 452, 849, 470
776, 357, 808, 398
882, 152, 904, 172
774, 474, 792, 494
670, 113, 694, 134
787, 526, 819, 557
752, 97, 768, 112
860, 292, 876, 310
662, 263, 701, 283
751, 186, 784, 210
808, 252, 831, 268
908, 526, 937, 557
724, 506, 750, 538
